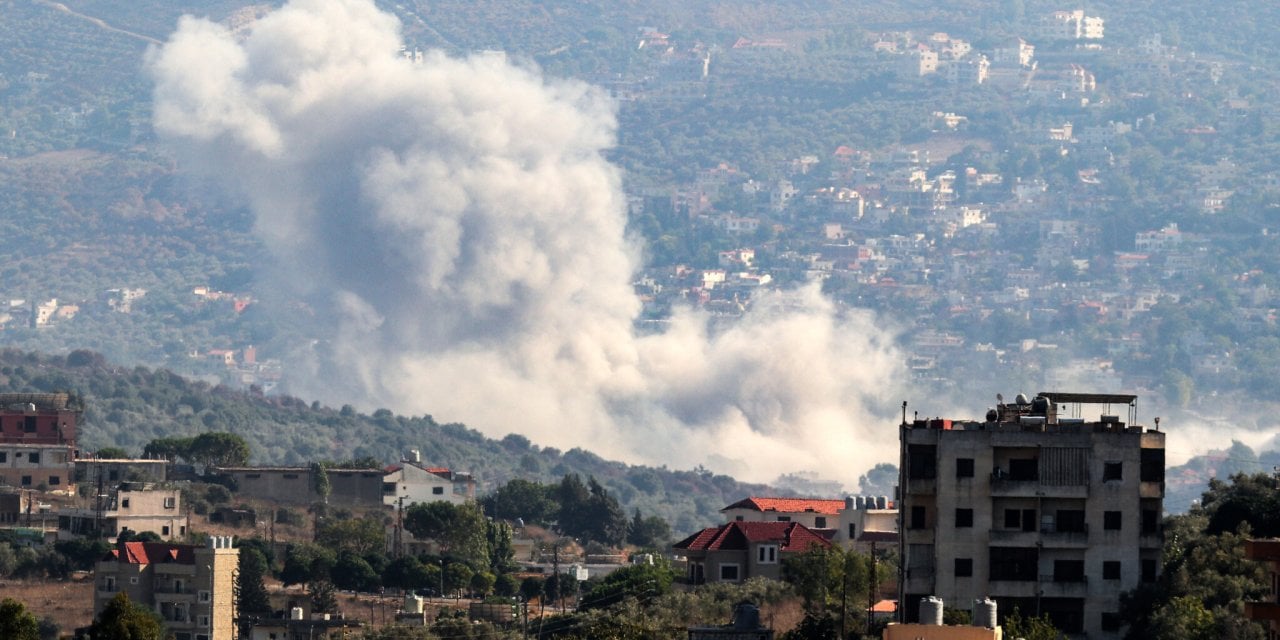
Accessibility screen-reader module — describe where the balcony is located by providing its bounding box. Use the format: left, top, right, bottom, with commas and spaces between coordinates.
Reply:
1140, 481, 1164, 499
1040, 525, 1089, 548
988, 580, 1039, 598
1040, 575, 1089, 597
153, 564, 195, 576
905, 478, 937, 495
989, 529, 1038, 546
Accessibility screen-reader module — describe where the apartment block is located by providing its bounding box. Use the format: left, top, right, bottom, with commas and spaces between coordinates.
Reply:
94, 536, 239, 640
0, 393, 79, 490
898, 392, 1165, 638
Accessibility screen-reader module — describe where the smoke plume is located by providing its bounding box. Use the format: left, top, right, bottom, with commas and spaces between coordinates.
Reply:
148, 0, 910, 486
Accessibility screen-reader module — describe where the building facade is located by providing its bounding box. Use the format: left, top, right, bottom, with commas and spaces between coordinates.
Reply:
898, 392, 1165, 638
0, 393, 79, 490
59, 482, 188, 541
94, 537, 239, 640
673, 521, 832, 584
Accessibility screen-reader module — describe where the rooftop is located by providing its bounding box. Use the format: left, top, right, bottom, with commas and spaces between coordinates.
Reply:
673, 521, 832, 553
722, 497, 846, 515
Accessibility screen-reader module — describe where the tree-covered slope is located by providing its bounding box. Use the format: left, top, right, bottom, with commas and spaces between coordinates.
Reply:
0, 348, 769, 533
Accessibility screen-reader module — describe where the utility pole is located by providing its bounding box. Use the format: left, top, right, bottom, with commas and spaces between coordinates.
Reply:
394, 497, 404, 559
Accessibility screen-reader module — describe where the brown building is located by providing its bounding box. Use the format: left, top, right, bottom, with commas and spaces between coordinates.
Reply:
673, 521, 831, 584
1245, 539, 1280, 639
0, 393, 80, 491
215, 466, 384, 506
94, 537, 239, 640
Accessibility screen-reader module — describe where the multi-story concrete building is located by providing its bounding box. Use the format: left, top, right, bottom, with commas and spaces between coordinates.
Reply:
0, 393, 79, 490
94, 536, 239, 640
383, 454, 476, 508
58, 482, 188, 540
898, 392, 1165, 638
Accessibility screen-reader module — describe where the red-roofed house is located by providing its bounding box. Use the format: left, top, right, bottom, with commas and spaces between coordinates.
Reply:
722, 496, 899, 551
94, 536, 239, 640
382, 454, 476, 508
722, 497, 845, 529
673, 521, 832, 583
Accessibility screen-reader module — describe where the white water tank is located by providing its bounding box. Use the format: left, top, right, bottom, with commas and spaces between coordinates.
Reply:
973, 598, 997, 628
875, 496, 888, 509
290, 607, 304, 621
919, 596, 944, 626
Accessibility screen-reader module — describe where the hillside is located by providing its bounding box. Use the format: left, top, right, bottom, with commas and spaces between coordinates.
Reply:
0, 348, 776, 533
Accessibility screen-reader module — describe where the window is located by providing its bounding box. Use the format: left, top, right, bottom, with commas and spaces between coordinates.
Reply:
282, 473, 299, 480
735, 516, 744, 522
1140, 449, 1165, 482
198, 591, 211, 603
432, 487, 445, 495
1103, 561, 1121, 580
1053, 560, 1085, 582
954, 558, 973, 577
23, 417, 36, 433
1055, 510, 1086, 533
1101, 612, 1121, 631
197, 616, 210, 628
164, 497, 176, 509
162, 526, 171, 536
814, 516, 827, 528
776, 516, 791, 522
245, 473, 261, 479
104, 576, 116, 591
0, 452, 6, 463
907, 445, 937, 479
1142, 509, 1159, 535
719, 564, 740, 581
27, 453, 39, 464
1004, 509, 1020, 529
956, 458, 975, 478
1141, 559, 1157, 583
848, 523, 856, 539
954, 508, 973, 528
1103, 462, 1123, 481
108, 470, 119, 481
197, 635, 210, 640
1104, 511, 1122, 531
757, 544, 778, 564
383, 482, 397, 493
48, 476, 60, 486
910, 506, 926, 529
1008, 458, 1038, 481
129, 577, 139, 585
121, 499, 130, 509
989, 547, 1038, 581
20, 475, 31, 486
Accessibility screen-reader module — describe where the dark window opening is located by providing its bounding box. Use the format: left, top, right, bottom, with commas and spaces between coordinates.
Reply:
1055, 510, 1086, 533
1104, 511, 1122, 531
1142, 509, 1159, 535
719, 564, 739, 581
1103, 462, 1123, 481
1022, 509, 1037, 532
1141, 449, 1165, 482
1054, 560, 1085, 582
48, 476, 60, 486
23, 417, 36, 433
990, 547, 1038, 581
1101, 612, 1121, 631
814, 516, 827, 528
848, 523, 856, 538
956, 458, 975, 479
908, 445, 937, 479
1103, 561, 1121, 580
955, 558, 973, 577
20, 475, 31, 486
1008, 458, 1038, 481
1004, 509, 1021, 529
432, 487, 445, 495
1141, 558, 1157, 583
955, 508, 973, 528
28, 453, 39, 464
910, 506, 926, 529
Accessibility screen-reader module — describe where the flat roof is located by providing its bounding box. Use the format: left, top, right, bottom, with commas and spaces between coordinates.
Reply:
1039, 392, 1137, 405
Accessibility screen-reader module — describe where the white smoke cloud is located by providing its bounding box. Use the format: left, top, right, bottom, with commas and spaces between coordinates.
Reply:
147, 0, 911, 487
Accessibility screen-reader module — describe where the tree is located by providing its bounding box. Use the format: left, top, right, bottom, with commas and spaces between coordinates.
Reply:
486, 519, 516, 573
95, 447, 129, 459
626, 509, 672, 548
237, 547, 272, 617
444, 562, 473, 597
87, 593, 165, 640
316, 516, 385, 556
188, 431, 251, 468
0, 598, 39, 640
280, 543, 336, 587
142, 436, 194, 461
1001, 607, 1061, 640
309, 580, 339, 614
482, 479, 555, 525
384, 556, 433, 591
311, 462, 330, 503
404, 502, 489, 566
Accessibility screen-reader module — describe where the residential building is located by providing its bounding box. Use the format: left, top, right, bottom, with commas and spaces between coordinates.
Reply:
0, 393, 79, 490
58, 482, 187, 541
0, 442, 74, 490
898, 392, 1165, 638
75, 457, 168, 488
383, 454, 475, 508
1244, 539, 1280, 638
94, 536, 239, 640
720, 496, 898, 551
673, 521, 832, 583
721, 497, 845, 529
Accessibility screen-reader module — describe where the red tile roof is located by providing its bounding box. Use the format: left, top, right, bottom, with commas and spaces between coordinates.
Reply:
109, 542, 196, 565
722, 497, 845, 516
673, 521, 833, 553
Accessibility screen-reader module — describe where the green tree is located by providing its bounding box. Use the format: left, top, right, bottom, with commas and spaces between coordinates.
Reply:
1001, 607, 1061, 640
187, 432, 251, 468
333, 552, 381, 592
237, 547, 272, 617
309, 580, 339, 614
384, 556, 433, 591
482, 479, 555, 525
444, 562, 473, 597
486, 519, 516, 573
87, 593, 165, 640
280, 543, 336, 587
95, 447, 129, 459
626, 509, 672, 548
404, 502, 489, 567
469, 570, 496, 597
0, 598, 39, 640
142, 436, 194, 461
316, 516, 385, 556
311, 462, 330, 503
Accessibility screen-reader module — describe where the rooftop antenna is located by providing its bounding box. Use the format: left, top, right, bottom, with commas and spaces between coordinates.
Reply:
1154, 416, 1160, 431
996, 393, 1004, 406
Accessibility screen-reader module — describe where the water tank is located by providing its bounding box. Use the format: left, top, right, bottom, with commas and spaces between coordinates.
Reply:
972, 598, 997, 628
731, 602, 761, 629
407, 449, 422, 463
875, 496, 888, 509
845, 496, 856, 510
854, 496, 865, 510
404, 595, 424, 614
919, 596, 944, 626
290, 607, 304, 621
